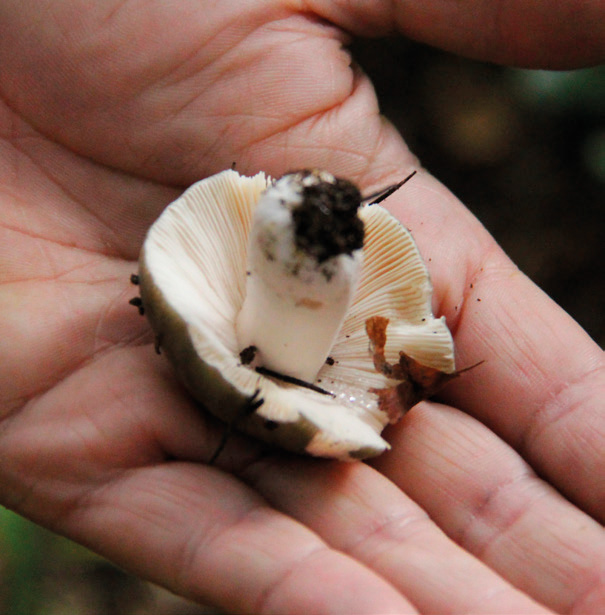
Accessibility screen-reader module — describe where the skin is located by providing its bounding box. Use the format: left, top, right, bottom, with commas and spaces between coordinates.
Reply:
1, 1, 604, 613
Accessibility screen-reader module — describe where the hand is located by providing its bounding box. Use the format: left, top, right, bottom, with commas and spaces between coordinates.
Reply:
1, 2, 604, 613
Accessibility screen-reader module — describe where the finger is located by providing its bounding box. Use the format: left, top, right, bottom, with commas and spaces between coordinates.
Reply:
0, 344, 251, 513
444, 264, 605, 523
234, 456, 552, 614
372, 171, 605, 524
373, 402, 605, 614
311, 0, 605, 68
58, 463, 416, 615
0, 348, 414, 614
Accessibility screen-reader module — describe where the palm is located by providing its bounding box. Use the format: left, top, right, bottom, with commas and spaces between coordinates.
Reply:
1, 2, 604, 614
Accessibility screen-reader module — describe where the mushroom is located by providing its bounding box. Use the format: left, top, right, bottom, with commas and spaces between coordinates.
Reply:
135, 169, 456, 460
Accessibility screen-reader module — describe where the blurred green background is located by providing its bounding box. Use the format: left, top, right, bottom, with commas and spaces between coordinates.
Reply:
1, 38, 603, 615
0, 507, 219, 614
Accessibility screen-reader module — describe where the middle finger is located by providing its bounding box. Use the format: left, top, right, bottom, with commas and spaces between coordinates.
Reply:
373, 401, 605, 614
233, 452, 550, 614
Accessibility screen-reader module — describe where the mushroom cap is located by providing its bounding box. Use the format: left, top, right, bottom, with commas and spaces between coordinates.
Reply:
138, 169, 455, 460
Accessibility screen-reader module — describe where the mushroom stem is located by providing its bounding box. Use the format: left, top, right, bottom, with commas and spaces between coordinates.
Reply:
236, 170, 364, 383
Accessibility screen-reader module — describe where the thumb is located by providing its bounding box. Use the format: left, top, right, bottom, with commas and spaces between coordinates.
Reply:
310, 0, 605, 68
